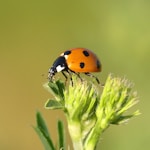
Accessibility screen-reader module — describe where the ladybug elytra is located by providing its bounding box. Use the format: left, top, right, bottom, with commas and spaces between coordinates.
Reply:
48, 48, 102, 84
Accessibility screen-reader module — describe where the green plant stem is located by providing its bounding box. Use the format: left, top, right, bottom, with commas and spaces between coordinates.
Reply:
84, 118, 108, 150
67, 121, 83, 150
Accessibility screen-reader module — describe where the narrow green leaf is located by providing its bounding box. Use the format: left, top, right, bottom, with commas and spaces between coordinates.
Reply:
48, 82, 59, 96
34, 127, 55, 150
56, 80, 65, 99
36, 112, 50, 137
57, 120, 65, 150
47, 80, 65, 101
45, 99, 63, 109
35, 112, 55, 150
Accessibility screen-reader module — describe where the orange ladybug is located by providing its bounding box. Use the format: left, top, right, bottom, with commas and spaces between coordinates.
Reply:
48, 48, 102, 84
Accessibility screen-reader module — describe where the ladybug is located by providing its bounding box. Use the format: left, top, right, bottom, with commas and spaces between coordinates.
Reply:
48, 48, 102, 84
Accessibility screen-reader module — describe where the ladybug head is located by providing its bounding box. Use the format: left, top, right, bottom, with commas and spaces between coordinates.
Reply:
48, 66, 56, 80
48, 56, 68, 81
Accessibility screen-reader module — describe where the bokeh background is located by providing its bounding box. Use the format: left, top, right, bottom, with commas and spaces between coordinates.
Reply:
0, 0, 150, 150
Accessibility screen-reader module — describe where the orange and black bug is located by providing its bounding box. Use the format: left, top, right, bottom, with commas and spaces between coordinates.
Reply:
48, 48, 102, 84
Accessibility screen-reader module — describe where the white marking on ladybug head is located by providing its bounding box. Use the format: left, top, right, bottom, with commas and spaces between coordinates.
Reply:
60, 53, 68, 59
56, 65, 65, 72
64, 54, 68, 59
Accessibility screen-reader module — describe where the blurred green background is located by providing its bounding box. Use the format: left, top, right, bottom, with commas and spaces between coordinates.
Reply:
0, 0, 150, 149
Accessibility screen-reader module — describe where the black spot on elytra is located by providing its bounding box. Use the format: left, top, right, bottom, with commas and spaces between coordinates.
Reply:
80, 62, 85, 68
64, 50, 71, 55
83, 50, 89, 57
97, 60, 100, 69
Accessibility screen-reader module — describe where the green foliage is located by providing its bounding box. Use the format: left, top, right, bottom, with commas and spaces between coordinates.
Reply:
34, 112, 66, 150
36, 74, 140, 150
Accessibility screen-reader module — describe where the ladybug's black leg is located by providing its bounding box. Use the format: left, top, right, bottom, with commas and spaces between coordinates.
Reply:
84, 72, 100, 84
63, 70, 73, 86
62, 71, 68, 84
68, 71, 73, 86
74, 73, 83, 82
69, 70, 83, 83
